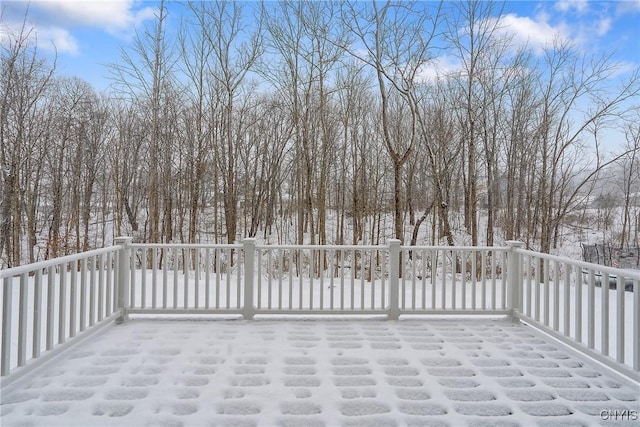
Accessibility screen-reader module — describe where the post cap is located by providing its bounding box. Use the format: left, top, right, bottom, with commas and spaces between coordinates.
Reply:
114, 236, 134, 245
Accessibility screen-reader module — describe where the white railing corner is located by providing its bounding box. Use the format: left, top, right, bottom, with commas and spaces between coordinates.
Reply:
243, 238, 256, 320
388, 239, 401, 320
506, 241, 525, 321
115, 236, 133, 324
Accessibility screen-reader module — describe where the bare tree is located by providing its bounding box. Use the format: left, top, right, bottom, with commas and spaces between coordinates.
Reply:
1, 14, 55, 265
198, 1, 262, 244
532, 38, 640, 252
178, 0, 216, 244
109, 0, 176, 243
415, 81, 461, 246
619, 113, 640, 249
109, 100, 145, 238
444, 0, 506, 247
342, 0, 442, 242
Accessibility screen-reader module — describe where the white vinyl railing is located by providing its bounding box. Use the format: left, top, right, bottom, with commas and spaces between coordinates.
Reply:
514, 247, 640, 382
0, 243, 123, 385
124, 240, 510, 318
1, 238, 638, 383
126, 242, 244, 315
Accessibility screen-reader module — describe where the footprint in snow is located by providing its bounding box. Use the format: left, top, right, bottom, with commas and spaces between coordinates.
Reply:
497, 378, 536, 388
41, 389, 94, 401
131, 366, 162, 375
377, 357, 408, 366
340, 401, 391, 416
1, 390, 39, 404
454, 402, 513, 416
234, 366, 265, 375
333, 366, 372, 376
155, 348, 181, 356
438, 378, 480, 388
66, 377, 108, 387
331, 357, 368, 366
280, 401, 322, 415
79, 366, 119, 376
183, 366, 216, 375
444, 389, 497, 401
420, 358, 461, 367
101, 348, 139, 356
104, 387, 150, 400
236, 356, 268, 365
223, 389, 245, 399
294, 388, 312, 398
329, 342, 362, 349
229, 376, 270, 387
284, 366, 316, 375
284, 357, 316, 365
175, 376, 209, 387
342, 417, 397, 427
398, 402, 447, 416
92, 402, 133, 417
175, 388, 199, 399
217, 401, 261, 415
341, 388, 376, 399
384, 366, 419, 376
519, 402, 572, 416
284, 377, 321, 387
470, 358, 511, 367
386, 378, 423, 387
334, 377, 376, 387
505, 389, 556, 401
121, 376, 159, 387
169, 402, 198, 416
395, 389, 430, 400
34, 403, 69, 416
371, 343, 401, 350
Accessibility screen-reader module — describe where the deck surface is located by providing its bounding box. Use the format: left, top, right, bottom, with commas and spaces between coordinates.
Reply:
1, 318, 639, 426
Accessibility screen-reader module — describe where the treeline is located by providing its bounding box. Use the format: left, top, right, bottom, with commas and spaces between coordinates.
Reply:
1, 1, 639, 267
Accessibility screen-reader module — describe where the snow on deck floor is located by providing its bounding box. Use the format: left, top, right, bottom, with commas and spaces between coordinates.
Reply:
1, 318, 639, 427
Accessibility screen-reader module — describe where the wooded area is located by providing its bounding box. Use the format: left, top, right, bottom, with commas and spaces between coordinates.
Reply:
2, 1, 639, 267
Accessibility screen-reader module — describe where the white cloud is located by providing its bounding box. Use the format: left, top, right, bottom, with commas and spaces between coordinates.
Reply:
416, 55, 462, 82
0, 21, 78, 55
555, 0, 590, 14
615, 0, 640, 14
596, 17, 612, 36
37, 26, 79, 55
1, 1, 155, 56
32, 0, 155, 34
492, 13, 572, 55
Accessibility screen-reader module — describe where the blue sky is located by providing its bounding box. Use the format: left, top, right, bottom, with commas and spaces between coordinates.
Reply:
1, 0, 639, 92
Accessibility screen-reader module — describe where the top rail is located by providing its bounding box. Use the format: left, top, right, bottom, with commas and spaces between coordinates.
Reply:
0, 246, 120, 279
255, 244, 508, 251
129, 243, 241, 250
516, 248, 640, 280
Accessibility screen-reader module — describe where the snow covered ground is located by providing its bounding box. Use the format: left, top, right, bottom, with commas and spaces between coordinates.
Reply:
1, 318, 639, 427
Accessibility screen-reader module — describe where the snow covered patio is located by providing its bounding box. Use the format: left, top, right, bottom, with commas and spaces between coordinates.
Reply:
1, 317, 639, 427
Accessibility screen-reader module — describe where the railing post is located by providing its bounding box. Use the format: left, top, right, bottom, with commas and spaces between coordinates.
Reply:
243, 238, 256, 320
506, 241, 524, 321
388, 239, 401, 320
2, 277, 12, 376
115, 236, 133, 324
